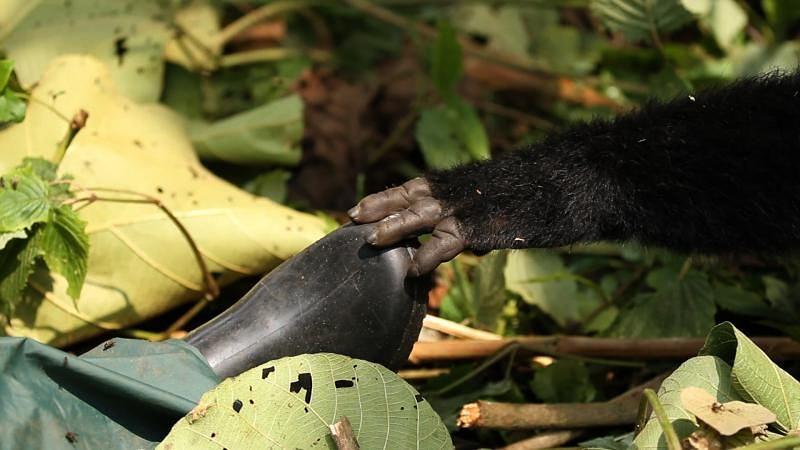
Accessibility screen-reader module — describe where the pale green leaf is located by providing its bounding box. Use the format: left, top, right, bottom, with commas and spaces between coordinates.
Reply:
0, 167, 50, 233
610, 270, 716, 337
504, 249, 580, 327
592, 0, 694, 43
633, 355, 742, 449
158, 354, 452, 450
0, 0, 171, 102
450, 4, 532, 58
35, 206, 89, 300
700, 322, 800, 432
190, 95, 303, 166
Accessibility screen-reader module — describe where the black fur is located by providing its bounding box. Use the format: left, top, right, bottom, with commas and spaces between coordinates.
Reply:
427, 71, 800, 254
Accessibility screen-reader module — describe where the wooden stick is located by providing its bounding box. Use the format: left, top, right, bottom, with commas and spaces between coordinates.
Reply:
499, 430, 585, 450
330, 416, 360, 450
459, 373, 666, 430
410, 335, 800, 362
422, 315, 503, 341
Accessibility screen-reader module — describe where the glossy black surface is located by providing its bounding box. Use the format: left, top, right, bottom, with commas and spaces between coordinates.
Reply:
184, 224, 429, 379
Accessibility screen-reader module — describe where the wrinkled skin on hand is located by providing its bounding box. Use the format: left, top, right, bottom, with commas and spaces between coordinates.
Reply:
348, 178, 467, 276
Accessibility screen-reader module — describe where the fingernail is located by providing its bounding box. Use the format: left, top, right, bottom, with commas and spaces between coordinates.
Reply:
348, 206, 360, 219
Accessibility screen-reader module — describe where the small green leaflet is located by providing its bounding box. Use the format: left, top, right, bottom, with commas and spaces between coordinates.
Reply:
429, 21, 463, 101
0, 158, 89, 315
0, 167, 52, 232
416, 98, 490, 170
0, 60, 27, 123
35, 206, 89, 299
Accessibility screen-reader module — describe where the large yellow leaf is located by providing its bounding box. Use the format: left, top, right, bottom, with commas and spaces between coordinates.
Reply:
0, 55, 326, 346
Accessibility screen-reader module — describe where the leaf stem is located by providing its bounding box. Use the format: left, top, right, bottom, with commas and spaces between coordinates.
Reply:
643, 388, 681, 450
429, 342, 519, 396
16, 92, 71, 123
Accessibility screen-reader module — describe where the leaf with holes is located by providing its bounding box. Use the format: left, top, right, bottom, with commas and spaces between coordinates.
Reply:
592, 0, 694, 43
158, 354, 452, 450
0, 55, 326, 346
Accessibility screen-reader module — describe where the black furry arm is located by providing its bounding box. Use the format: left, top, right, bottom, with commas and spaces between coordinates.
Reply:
352, 72, 800, 273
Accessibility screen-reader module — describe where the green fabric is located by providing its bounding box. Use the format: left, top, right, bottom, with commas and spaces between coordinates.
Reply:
0, 337, 219, 449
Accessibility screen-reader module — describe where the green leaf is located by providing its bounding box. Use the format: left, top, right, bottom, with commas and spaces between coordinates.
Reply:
242, 170, 291, 204
0, 228, 43, 316
713, 284, 774, 318
474, 251, 508, 332
762, 0, 800, 38
592, 0, 694, 43
190, 95, 304, 166
450, 4, 533, 58
633, 355, 744, 449
159, 354, 452, 449
415, 99, 489, 170
429, 20, 463, 100
531, 360, 597, 403
504, 249, 580, 327
610, 270, 716, 337
700, 322, 800, 432
682, 0, 747, 49
0, 167, 51, 233
35, 206, 88, 299
0, 60, 13, 89
0, 89, 26, 123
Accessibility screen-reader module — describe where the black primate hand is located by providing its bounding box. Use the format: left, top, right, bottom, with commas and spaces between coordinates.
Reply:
348, 178, 467, 276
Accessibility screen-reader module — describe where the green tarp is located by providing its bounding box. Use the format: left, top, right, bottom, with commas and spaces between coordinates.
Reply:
0, 337, 219, 449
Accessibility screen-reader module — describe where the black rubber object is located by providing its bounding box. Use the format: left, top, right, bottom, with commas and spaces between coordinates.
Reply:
184, 224, 430, 379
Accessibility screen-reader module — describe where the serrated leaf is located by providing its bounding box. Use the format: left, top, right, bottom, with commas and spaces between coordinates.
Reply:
0, 55, 326, 346
158, 354, 452, 450
700, 322, 800, 432
592, 0, 694, 43
610, 270, 716, 337
681, 386, 776, 436
35, 206, 88, 299
504, 249, 580, 327
190, 95, 304, 166
429, 20, 463, 100
0, 228, 43, 316
0, 166, 50, 233
0, 0, 171, 102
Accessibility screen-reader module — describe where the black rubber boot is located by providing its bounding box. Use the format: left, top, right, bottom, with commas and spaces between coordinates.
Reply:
184, 224, 430, 379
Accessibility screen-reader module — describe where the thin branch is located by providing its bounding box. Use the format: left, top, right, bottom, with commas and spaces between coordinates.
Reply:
68, 187, 220, 338
16, 92, 72, 123
217, 0, 317, 46
53, 109, 88, 165
409, 335, 800, 362
330, 416, 360, 450
430, 343, 518, 396
458, 373, 666, 430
